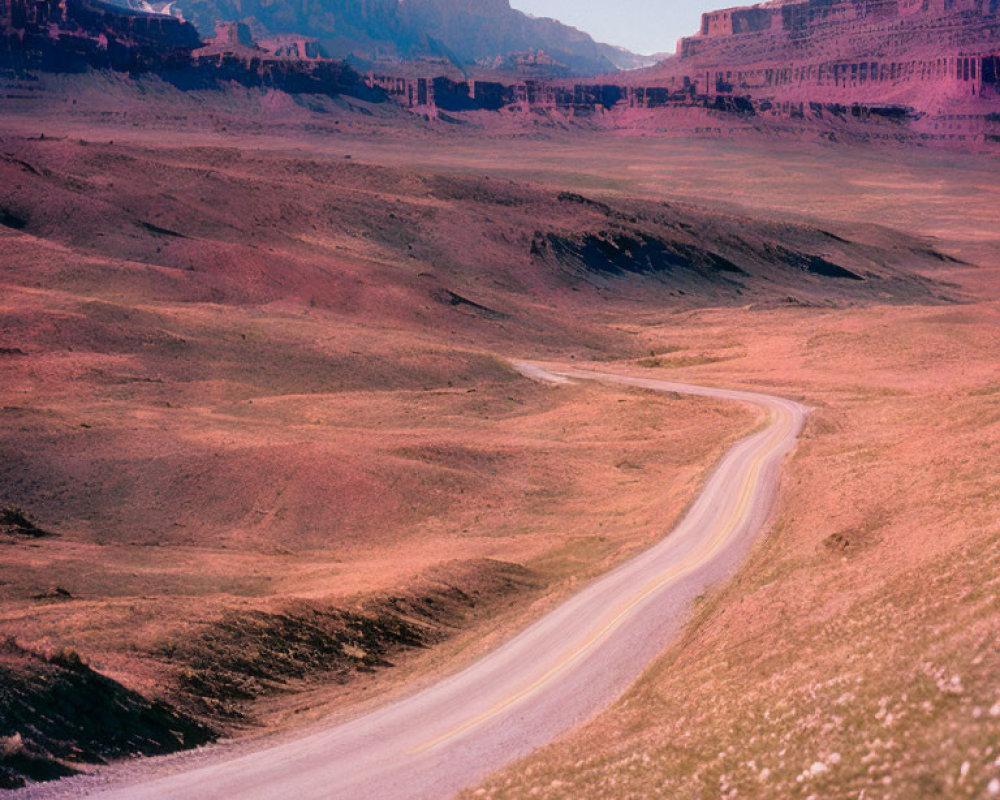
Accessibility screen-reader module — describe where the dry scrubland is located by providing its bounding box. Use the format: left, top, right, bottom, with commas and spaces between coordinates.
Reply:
1, 111, 998, 795
449, 132, 1000, 800
465, 303, 1000, 799
0, 129, 773, 785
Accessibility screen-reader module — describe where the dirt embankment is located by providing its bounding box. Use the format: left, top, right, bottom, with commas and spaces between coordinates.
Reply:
159, 559, 540, 722
0, 132, 973, 792
0, 638, 213, 791
1, 557, 539, 789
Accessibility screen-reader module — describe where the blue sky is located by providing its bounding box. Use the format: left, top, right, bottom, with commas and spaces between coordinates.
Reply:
509, 0, 722, 55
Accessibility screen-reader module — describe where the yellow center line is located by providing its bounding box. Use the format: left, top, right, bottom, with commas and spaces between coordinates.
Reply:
410, 402, 790, 754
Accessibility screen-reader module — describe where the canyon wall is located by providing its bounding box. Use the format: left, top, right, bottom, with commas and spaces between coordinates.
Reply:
0, 0, 379, 98
368, 0, 1000, 145
112, 0, 644, 76
2, 0, 998, 146
667, 0, 1000, 106
0, 0, 200, 71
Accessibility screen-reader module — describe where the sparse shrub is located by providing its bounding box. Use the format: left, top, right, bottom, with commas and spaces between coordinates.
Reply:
341, 643, 368, 660
48, 647, 85, 670
0, 636, 24, 655
0, 506, 50, 537
0, 734, 24, 758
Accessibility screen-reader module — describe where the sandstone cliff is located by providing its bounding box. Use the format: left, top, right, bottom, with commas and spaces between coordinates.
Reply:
640, 0, 999, 111
0, 0, 200, 72
0, 0, 379, 99
368, 0, 1000, 146
3, 0, 998, 146
120, 0, 637, 76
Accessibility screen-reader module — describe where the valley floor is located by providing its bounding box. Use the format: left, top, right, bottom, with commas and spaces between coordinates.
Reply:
1, 103, 998, 797
466, 301, 1000, 800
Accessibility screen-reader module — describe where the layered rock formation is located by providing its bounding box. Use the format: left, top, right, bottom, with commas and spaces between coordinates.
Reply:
111, 0, 644, 76
0, 0, 200, 71
185, 24, 377, 97
3, 0, 998, 145
634, 0, 1000, 142
0, 0, 378, 98
369, 0, 1000, 145
661, 0, 999, 106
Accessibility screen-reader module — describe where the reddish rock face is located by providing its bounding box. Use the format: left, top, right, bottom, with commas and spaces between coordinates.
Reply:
2, 0, 998, 146
662, 0, 1000, 107
143, 0, 638, 76
366, 0, 999, 146
0, 0, 379, 100
613, 0, 998, 143
0, 0, 201, 71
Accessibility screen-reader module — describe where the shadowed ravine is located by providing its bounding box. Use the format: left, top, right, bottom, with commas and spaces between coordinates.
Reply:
66, 362, 808, 800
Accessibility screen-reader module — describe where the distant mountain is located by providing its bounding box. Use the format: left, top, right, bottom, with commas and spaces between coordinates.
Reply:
120, 0, 641, 75
598, 44, 661, 72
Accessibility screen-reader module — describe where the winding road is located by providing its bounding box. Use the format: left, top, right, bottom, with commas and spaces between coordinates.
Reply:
84, 362, 809, 800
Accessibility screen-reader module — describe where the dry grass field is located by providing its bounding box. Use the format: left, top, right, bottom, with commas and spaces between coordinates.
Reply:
0, 127, 771, 786
464, 300, 1000, 799
2, 102, 998, 793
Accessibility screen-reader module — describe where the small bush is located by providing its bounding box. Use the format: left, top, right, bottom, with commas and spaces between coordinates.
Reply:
48, 647, 85, 670
0, 733, 24, 758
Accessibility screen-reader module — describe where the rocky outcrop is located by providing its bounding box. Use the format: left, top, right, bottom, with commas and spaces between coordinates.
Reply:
113, 0, 636, 77
368, 73, 630, 113
3, 0, 997, 145
662, 0, 1000, 105
0, 0, 200, 72
368, 0, 1000, 145
0, 0, 380, 99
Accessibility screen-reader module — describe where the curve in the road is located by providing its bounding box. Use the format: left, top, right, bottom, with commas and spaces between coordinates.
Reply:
76, 362, 809, 800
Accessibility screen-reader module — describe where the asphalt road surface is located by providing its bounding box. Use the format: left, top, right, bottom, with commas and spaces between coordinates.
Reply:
79, 361, 809, 800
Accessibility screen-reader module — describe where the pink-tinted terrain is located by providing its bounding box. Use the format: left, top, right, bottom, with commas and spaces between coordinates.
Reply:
3, 0, 999, 143
1, 0, 998, 797
367, 0, 1000, 144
